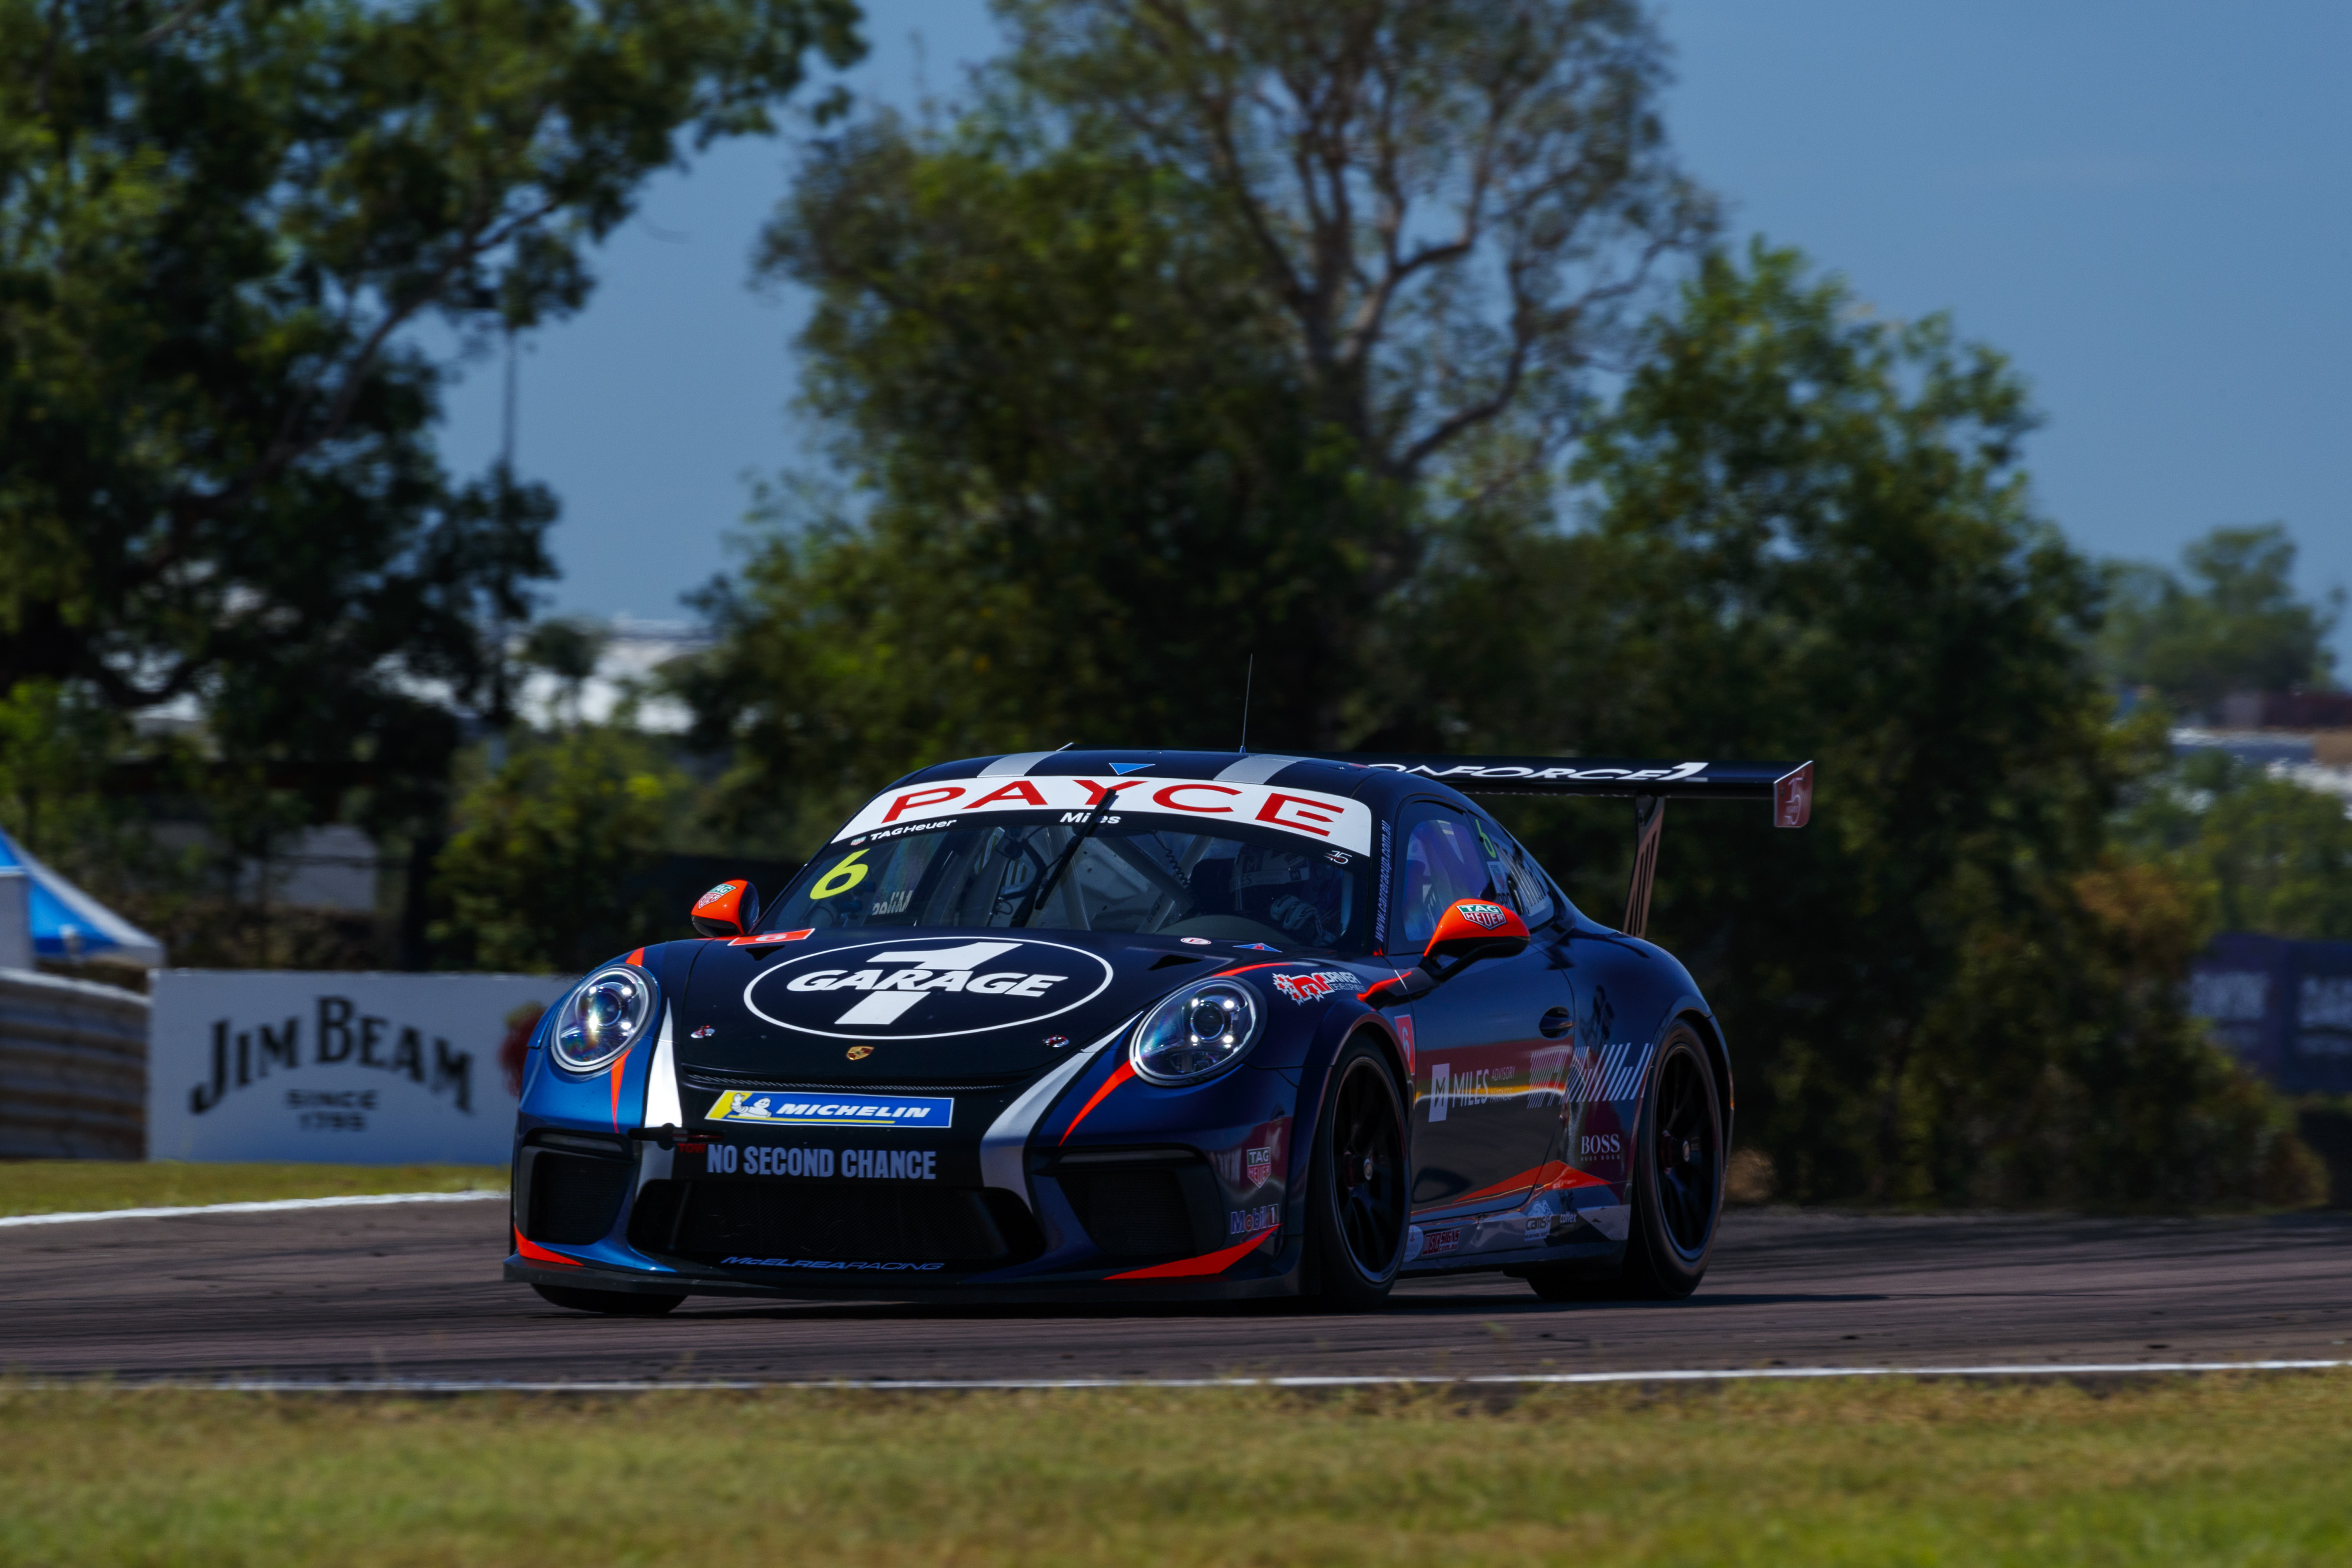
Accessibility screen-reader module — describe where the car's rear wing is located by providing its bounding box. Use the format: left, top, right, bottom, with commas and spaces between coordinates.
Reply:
1306, 753, 1813, 940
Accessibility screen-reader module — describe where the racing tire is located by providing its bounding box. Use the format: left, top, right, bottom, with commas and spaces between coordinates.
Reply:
1305, 1036, 1409, 1312
1616, 1024, 1723, 1299
532, 1282, 687, 1316
1519, 1024, 1723, 1303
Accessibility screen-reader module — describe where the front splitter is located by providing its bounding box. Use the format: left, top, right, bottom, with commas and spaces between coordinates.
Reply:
505, 1256, 1302, 1306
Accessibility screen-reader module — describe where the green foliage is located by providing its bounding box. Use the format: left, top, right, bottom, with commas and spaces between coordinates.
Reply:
995, 0, 1714, 475
681, 122, 1381, 841
0, 1161, 502, 1218
681, 0, 1709, 842
2117, 751, 2352, 941
15, 1380, 2352, 1565
2098, 524, 2341, 716
0, 680, 130, 853
432, 726, 689, 972
1406, 243, 2294, 1205
668, 9, 2309, 1206
0, 0, 861, 834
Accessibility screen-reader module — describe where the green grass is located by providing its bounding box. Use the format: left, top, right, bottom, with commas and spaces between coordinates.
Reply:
6, 1376, 2352, 1565
0, 1159, 504, 1218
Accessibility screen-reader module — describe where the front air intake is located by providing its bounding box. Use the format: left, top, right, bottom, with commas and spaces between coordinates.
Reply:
1057, 1166, 1197, 1260
629, 1181, 1044, 1271
524, 1151, 633, 1245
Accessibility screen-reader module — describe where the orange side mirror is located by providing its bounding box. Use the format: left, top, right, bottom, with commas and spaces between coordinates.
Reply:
691, 879, 761, 939
1422, 898, 1531, 969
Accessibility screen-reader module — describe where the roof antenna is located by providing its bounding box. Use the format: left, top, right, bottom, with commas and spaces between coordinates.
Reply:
1238, 655, 1254, 755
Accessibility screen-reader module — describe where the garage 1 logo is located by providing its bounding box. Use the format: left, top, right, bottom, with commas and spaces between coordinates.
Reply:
743, 937, 1116, 1040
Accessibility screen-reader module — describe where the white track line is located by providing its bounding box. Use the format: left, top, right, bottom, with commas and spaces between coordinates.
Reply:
0, 1189, 505, 1228
38, 1360, 2352, 1392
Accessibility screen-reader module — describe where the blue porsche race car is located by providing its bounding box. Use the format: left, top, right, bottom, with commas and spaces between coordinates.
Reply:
505, 748, 1812, 1314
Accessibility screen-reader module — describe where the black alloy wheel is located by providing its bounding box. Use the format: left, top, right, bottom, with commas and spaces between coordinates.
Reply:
1651, 1037, 1719, 1254
1521, 1022, 1722, 1303
1308, 1037, 1409, 1310
532, 1283, 687, 1316
1618, 1024, 1723, 1299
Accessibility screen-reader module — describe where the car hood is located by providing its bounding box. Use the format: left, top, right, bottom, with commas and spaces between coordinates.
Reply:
671, 929, 1319, 1086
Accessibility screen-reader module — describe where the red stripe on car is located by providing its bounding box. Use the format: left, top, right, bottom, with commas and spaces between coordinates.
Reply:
1107, 1228, 1277, 1280
1058, 1059, 1136, 1145
513, 1226, 583, 1267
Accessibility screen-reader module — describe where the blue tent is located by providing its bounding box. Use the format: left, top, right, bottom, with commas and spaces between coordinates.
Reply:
0, 826, 165, 967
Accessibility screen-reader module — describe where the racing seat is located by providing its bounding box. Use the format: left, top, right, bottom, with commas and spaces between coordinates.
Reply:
1185, 856, 1236, 918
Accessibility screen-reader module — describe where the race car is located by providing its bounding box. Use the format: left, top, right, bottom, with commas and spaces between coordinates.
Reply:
505, 748, 1812, 1314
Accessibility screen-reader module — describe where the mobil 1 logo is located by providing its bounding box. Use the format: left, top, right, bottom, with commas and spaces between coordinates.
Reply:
742, 937, 1115, 1041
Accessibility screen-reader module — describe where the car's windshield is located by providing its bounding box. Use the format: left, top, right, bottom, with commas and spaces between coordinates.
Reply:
763, 815, 1372, 952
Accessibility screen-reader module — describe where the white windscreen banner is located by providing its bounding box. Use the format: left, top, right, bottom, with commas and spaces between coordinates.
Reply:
146, 971, 568, 1164
833, 776, 1374, 855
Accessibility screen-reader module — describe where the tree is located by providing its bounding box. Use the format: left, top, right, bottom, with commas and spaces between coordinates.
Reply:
1, 0, 862, 825
999, 0, 1712, 487
433, 725, 689, 973
1405, 243, 2300, 1206
681, 0, 1709, 833
682, 126, 1369, 842
677, 13, 2307, 1205
2098, 525, 2341, 717
2117, 751, 2352, 941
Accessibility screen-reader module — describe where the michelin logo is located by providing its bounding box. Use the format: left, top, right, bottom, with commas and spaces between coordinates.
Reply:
706, 1091, 953, 1129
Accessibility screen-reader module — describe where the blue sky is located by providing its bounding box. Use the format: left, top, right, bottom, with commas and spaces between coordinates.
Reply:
434, 1, 2352, 668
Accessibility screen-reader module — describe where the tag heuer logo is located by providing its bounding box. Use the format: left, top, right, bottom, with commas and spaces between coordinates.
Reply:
1244, 1146, 1274, 1186
743, 937, 1116, 1041
1460, 902, 1508, 929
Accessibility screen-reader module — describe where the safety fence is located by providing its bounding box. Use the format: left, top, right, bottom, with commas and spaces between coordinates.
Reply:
0, 968, 149, 1159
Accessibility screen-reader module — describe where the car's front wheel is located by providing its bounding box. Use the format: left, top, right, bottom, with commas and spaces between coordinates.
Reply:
532, 1283, 686, 1316
1306, 1035, 1408, 1311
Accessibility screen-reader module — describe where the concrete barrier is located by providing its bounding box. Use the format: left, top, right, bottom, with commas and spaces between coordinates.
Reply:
0, 968, 149, 1159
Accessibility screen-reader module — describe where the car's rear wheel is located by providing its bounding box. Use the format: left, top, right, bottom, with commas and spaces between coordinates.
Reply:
532, 1282, 686, 1316
1520, 1022, 1722, 1302
1617, 1025, 1723, 1299
1307, 1036, 1408, 1311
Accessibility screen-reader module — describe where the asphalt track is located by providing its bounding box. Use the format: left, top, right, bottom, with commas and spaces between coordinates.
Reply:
5, 1201, 2350, 1385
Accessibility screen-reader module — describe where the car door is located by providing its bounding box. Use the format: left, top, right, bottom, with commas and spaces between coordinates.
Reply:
1393, 799, 1577, 1213
1477, 813, 1585, 1169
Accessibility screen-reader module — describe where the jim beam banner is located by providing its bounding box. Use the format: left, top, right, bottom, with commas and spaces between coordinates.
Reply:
148, 971, 566, 1163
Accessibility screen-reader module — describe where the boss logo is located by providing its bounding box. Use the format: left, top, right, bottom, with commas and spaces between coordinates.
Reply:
1580, 1133, 1622, 1159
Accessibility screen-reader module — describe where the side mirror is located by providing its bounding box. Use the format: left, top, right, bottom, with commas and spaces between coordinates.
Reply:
1422, 898, 1531, 970
691, 879, 761, 939
1364, 898, 1534, 1007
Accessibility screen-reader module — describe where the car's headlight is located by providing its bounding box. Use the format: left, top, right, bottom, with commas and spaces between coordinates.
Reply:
1130, 978, 1262, 1085
552, 967, 656, 1075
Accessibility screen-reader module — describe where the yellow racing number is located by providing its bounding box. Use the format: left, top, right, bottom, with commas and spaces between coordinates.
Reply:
809, 849, 871, 900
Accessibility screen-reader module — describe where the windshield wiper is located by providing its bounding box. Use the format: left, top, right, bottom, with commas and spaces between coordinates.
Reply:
1010, 794, 1118, 928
